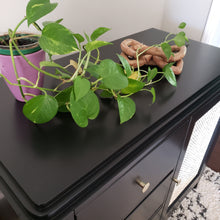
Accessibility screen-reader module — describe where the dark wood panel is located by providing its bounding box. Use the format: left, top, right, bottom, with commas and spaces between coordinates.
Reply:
126, 172, 172, 220
75, 122, 188, 220
0, 28, 219, 219
150, 206, 163, 220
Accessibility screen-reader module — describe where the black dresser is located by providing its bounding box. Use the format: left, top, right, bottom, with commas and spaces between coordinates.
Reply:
0, 28, 219, 220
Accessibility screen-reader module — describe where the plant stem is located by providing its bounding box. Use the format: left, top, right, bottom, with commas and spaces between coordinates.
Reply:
95, 49, 100, 64
13, 34, 40, 41
136, 45, 157, 76
121, 93, 133, 98
33, 22, 42, 32
8, 17, 28, 101
91, 77, 103, 87
81, 51, 91, 76
7, 16, 61, 100
136, 47, 141, 75
18, 77, 35, 86
11, 41, 60, 79
139, 45, 158, 57
0, 73, 60, 92
68, 53, 89, 81
9, 41, 26, 101
111, 89, 117, 98
11, 17, 27, 38
35, 71, 41, 88
77, 43, 83, 65
141, 88, 152, 92
54, 81, 66, 91
23, 93, 36, 98
145, 75, 164, 86
0, 38, 8, 46
9, 16, 60, 80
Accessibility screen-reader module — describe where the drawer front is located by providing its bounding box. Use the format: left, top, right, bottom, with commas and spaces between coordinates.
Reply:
76, 122, 189, 220
151, 206, 163, 220
126, 172, 172, 220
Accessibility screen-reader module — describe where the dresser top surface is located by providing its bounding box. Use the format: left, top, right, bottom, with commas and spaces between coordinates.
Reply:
0, 28, 219, 217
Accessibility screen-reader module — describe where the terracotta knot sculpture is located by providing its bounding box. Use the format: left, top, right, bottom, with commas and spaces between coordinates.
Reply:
120, 39, 187, 75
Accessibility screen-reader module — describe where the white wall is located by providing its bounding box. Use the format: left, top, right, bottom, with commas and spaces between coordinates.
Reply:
0, 0, 165, 42
161, 0, 213, 41
202, 0, 220, 47
0, 0, 213, 43
0, 0, 30, 34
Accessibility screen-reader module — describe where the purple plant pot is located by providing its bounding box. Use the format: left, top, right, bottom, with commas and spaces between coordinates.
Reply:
0, 41, 45, 102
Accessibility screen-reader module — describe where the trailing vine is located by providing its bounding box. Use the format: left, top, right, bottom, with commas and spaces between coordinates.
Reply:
0, 0, 188, 127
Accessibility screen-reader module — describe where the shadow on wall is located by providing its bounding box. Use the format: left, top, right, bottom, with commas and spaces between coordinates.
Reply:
161, 18, 204, 42
201, 0, 220, 47
160, 0, 213, 42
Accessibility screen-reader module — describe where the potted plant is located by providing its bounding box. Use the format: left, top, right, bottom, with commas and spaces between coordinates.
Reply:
0, 33, 45, 102
0, 0, 188, 127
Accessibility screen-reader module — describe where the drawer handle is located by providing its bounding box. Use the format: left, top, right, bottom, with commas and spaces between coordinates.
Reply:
135, 178, 150, 193
172, 178, 181, 185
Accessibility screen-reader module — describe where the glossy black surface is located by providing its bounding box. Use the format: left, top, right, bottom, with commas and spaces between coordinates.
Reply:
0, 28, 220, 219
126, 172, 172, 220
75, 121, 189, 220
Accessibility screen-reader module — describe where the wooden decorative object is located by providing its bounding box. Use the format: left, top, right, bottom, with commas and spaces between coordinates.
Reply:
120, 39, 187, 75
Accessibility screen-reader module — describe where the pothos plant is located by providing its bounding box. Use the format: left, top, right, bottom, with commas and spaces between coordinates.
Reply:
0, 0, 188, 128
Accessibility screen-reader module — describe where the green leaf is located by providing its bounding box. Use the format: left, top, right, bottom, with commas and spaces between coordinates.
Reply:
73, 33, 85, 44
178, 22, 186, 29
117, 54, 132, 77
185, 35, 189, 43
163, 64, 177, 87
84, 32, 90, 42
117, 96, 136, 124
74, 76, 90, 101
39, 23, 78, 55
150, 87, 156, 103
161, 42, 172, 61
174, 32, 186, 47
40, 60, 71, 77
70, 90, 100, 127
55, 86, 73, 112
55, 18, 63, 24
40, 61, 64, 69
23, 95, 58, 124
121, 78, 145, 94
87, 59, 128, 90
84, 40, 112, 52
147, 67, 158, 82
99, 90, 113, 98
55, 69, 71, 79
83, 91, 100, 120
70, 91, 88, 127
42, 18, 63, 27
26, 0, 58, 26
86, 64, 100, 79
97, 84, 108, 90
91, 27, 111, 41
